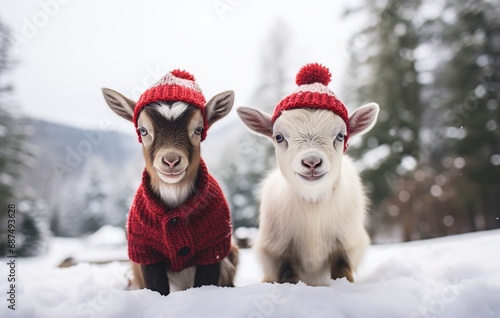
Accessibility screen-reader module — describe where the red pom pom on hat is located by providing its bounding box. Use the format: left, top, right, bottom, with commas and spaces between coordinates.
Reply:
171, 69, 196, 81
295, 63, 331, 86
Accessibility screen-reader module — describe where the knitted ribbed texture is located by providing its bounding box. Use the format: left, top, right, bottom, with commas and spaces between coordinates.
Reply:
127, 160, 232, 271
271, 63, 350, 152
133, 70, 208, 142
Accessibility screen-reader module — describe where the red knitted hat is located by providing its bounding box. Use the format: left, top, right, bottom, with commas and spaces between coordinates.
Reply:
133, 69, 207, 142
272, 63, 350, 151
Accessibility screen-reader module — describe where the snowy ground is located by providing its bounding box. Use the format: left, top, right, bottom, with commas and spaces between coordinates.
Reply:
1, 228, 500, 318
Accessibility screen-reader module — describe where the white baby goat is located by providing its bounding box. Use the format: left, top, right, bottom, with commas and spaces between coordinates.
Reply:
237, 103, 379, 285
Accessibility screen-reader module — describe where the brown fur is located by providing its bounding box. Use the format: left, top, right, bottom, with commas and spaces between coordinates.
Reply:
140, 105, 202, 206
102, 88, 237, 293
330, 251, 354, 282
262, 244, 353, 284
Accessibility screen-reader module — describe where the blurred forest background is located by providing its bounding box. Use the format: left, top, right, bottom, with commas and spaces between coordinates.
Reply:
1, 0, 499, 256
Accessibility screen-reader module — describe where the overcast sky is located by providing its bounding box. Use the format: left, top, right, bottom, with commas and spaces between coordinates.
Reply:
1, 0, 361, 135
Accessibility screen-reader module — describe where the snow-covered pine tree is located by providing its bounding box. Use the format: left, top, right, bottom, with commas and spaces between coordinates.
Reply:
426, 0, 500, 231
56, 157, 137, 237
344, 0, 424, 241
345, 0, 500, 241
220, 20, 291, 229
57, 157, 108, 236
0, 19, 49, 256
102, 163, 137, 229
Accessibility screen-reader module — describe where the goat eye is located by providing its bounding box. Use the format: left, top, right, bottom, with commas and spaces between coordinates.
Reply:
275, 133, 284, 143
336, 132, 345, 142
194, 126, 203, 135
138, 126, 148, 136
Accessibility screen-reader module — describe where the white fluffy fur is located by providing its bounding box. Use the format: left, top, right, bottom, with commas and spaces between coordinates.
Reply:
155, 101, 189, 120
238, 105, 379, 286
256, 156, 370, 286
157, 181, 195, 209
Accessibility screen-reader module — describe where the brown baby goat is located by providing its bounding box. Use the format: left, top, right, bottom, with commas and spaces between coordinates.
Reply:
102, 70, 238, 296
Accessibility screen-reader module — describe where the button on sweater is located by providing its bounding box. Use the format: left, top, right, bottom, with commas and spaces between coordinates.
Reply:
127, 160, 232, 272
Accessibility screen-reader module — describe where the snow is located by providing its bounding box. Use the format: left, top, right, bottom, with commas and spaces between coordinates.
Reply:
1, 229, 500, 318
86, 225, 127, 248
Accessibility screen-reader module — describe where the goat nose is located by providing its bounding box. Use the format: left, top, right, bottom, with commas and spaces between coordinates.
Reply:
163, 156, 180, 168
302, 156, 322, 169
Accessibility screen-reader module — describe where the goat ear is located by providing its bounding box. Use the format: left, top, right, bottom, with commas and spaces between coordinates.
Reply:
101, 88, 136, 122
205, 90, 234, 128
348, 102, 380, 137
237, 107, 273, 138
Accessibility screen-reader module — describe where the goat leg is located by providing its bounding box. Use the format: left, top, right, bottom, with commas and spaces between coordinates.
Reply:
194, 262, 220, 287
142, 263, 170, 296
330, 252, 354, 282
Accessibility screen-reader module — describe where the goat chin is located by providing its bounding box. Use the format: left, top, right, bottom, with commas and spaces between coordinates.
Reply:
290, 175, 332, 203
147, 165, 197, 209
256, 155, 370, 286
155, 178, 196, 209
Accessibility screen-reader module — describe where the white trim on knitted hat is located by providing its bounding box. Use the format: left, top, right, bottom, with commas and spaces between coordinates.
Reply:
154, 73, 203, 93
295, 83, 336, 96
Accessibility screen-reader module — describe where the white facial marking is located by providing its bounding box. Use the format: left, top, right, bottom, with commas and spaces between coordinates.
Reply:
155, 101, 189, 121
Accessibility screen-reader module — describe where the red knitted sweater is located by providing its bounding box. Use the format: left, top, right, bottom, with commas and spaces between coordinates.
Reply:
127, 160, 232, 272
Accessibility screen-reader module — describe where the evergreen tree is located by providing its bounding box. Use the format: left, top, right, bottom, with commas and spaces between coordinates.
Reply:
56, 157, 136, 237
103, 164, 136, 229
57, 158, 108, 236
344, 0, 424, 241
428, 0, 500, 231
345, 0, 500, 241
16, 199, 50, 256
220, 20, 291, 229
0, 19, 48, 256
